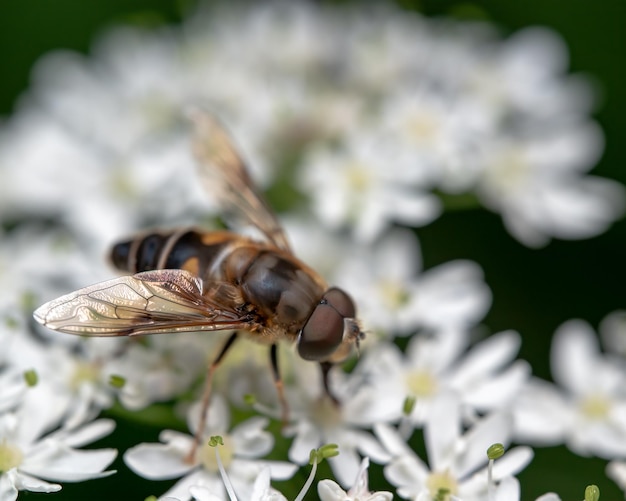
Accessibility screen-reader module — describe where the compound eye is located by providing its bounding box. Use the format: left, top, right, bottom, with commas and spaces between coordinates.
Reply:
297, 288, 356, 361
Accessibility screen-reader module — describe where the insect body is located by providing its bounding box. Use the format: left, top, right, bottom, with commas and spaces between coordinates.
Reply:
33, 110, 363, 443
105, 227, 358, 361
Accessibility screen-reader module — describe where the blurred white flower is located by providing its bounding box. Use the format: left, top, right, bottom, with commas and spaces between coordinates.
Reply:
0, 388, 116, 501
189, 466, 288, 501
376, 393, 533, 501
124, 395, 297, 501
283, 360, 392, 488
513, 319, 626, 458
358, 330, 530, 429
599, 310, 626, 358
0, 2, 616, 249
318, 457, 393, 501
333, 229, 491, 336
475, 123, 623, 248
299, 130, 441, 241
106, 332, 216, 411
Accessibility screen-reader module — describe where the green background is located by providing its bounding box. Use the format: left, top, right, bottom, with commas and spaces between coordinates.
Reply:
1, 0, 625, 499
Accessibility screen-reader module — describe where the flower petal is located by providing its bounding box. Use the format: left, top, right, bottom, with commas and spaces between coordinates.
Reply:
124, 442, 195, 480
22, 447, 117, 482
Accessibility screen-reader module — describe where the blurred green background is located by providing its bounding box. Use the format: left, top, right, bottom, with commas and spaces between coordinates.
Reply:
1, 0, 625, 499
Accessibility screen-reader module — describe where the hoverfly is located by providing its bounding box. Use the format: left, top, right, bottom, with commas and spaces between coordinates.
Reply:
34, 109, 364, 459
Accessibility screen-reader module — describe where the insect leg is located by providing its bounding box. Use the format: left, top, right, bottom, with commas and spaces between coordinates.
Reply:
185, 331, 238, 463
270, 343, 290, 426
320, 361, 340, 405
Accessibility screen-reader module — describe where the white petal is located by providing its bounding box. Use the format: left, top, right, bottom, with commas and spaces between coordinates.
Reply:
124, 442, 195, 480
384, 455, 428, 495
328, 449, 361, 489
491, 447, 534, 479
0, 470, 18, 501
163, 470, 212, 501
287, 421, 321, 464
551, 320, 599, 394
10, 470, 62, 493
51, 419, 116, 448
536, 494, 562, 501
495, 476, 520, 501
425, 393, 461, 472
456, 411, 512, 479
374, 423, 414, 458
450, 330, 521, 384
318, 479, 347, 501
462, 360, 531, 409
22, 448, 117, 482
231, 417, 273, 458
189, 485, 223, 501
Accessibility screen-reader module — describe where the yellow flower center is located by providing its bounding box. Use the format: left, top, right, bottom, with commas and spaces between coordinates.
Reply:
580, 394, 611, 420
485, 148, 530, 197
379, 280, 411, 311
406, 370, 438, 397
345, 163, 371, 192
0, 441, 23, 473
70, 361, 101, 391
310, 395, 343, 429
406, 112, 439, 143
199, 434, 234, 473
426, 470, 459, 500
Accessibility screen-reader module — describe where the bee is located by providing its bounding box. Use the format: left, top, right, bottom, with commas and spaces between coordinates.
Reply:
34, 109, 363, 458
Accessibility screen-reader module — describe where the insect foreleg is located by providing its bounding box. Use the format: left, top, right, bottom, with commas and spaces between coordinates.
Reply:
185, 331, 239, 464
269, 343, 290, 426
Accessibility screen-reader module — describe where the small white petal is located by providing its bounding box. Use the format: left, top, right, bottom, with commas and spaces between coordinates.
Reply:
10, 470, 62, 493
22, 448, 117, 482
425, 393, 462, 472
52, 419, 116, 448
318, 479, 347, 501
231, 417, 273, 458
456, 412, 512, 479
124, 442, 195, 480
495, 476, 520, 501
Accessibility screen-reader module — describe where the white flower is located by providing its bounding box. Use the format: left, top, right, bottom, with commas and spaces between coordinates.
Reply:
475, 124, 623, 248
189, 466, 288, 501
333, 229, 491, 336
283, 360, 392, 488
0, 387, 116, 501
318, 457, 393, 501
299, 130, 441, 241
377, 393, 533, 501
106, 332, 216, 411
124, 395, 297, 501
358, 330, 530, 428
513, 319, 626, 458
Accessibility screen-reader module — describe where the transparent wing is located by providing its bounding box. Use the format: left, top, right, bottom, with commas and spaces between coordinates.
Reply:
33, 269, 257, 337
188, 108, 292, 252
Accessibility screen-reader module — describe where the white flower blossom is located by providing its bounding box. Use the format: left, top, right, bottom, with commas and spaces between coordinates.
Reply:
513, 319, 626, 458
333, 229, 491, 336
124, 395, 297, 501
357, 330, 530, 428
282, 360, 393, 488
299, 130, 441, 241
0, 387, 116, 501
318, 457, 393, 501
377, 393, 533, 501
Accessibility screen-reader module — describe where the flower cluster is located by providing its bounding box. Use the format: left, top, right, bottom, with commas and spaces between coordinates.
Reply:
1, 2, 624, 500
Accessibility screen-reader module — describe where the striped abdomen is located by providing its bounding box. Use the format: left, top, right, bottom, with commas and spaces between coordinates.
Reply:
110, 228, 327, 338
